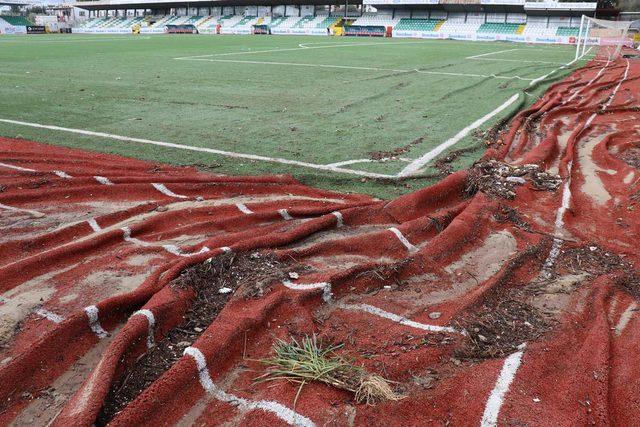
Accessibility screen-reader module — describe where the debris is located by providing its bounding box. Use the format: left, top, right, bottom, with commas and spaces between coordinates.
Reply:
465, 159, 562, 199
288, 272, 299, 280
433, 146, 480, 176
218, 287, 233, 294
456, 289, 549, 360
428, 312, 441, 319
368, 137, 424, 161
97, 253, 299, 424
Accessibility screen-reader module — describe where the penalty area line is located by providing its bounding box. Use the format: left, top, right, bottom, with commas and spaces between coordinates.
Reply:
0, 118, 395, 179
399, 93, 521, 177
176, 58, 534, 81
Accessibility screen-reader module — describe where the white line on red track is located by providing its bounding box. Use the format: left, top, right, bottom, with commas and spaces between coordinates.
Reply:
151, 183, 188, 199
0, 161, 36, 172
0, 202, 45, 218
388, 227, 419, 253
183, 346, 316, 427
481, 345, 526, 427
338, 303, 462, 334
132, 309, 156, 348
541, 59, 629, 276
615, 302, 638, 336
35, 308, 65, 324
84, 305, 108, 338
282, 280, 332, 302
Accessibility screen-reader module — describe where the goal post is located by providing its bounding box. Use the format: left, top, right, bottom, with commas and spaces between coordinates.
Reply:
575, 16, 636, 62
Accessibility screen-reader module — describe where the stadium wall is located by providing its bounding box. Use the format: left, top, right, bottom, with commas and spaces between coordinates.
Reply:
0, 22, 27, 35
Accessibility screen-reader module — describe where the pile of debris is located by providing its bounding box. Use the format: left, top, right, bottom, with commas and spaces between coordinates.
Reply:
466, 159, 562, 199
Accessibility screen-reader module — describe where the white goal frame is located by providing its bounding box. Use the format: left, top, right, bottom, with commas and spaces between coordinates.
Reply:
575, 15, 636, 61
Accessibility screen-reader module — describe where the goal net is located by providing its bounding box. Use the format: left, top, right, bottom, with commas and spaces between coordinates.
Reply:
575, 16, 636, 61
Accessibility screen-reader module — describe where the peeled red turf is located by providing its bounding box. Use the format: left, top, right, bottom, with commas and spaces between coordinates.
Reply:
0, 53, 638, 426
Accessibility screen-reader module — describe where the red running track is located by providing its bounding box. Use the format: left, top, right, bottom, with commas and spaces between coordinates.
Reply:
0, 54, 638, 426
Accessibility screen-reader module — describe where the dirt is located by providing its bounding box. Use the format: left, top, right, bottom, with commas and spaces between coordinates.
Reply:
368, 137, 424, 161
465, 159, 562, 199
96, 252, 299, 425
578, 132, 615, 206
455, 288, 550, 360
553, 244, 640, 301
555, 245, 632, 277
619, 145, 640, 169
432, 146, 481, 176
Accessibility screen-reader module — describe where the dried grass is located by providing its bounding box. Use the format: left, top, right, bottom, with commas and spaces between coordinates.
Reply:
256, 335, 403, 405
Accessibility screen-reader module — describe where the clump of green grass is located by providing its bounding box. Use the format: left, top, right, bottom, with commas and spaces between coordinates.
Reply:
256, 335, 403, 405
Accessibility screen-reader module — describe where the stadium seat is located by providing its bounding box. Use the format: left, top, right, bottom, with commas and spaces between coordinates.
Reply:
0, 15, 34, 26
477, 22, 521, 34
394, 18, 442, 32
556, 26, 579, 36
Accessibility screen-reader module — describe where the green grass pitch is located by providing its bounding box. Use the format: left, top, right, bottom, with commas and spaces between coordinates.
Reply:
0, 34, 579, 198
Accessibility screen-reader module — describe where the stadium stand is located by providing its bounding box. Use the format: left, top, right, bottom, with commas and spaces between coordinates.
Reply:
0, 15, 34, 26
74, 13, 588, 40
477, 22, 521, 34
556, 26, 580, 36
352, 12, 399, 28
394, 18, 443, 32
70, 0, 594, 45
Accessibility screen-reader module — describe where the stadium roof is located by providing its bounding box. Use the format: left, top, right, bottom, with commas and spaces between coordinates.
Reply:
72, 0, 362, 8
0, 0, 32, 5
71, 0, 596, 11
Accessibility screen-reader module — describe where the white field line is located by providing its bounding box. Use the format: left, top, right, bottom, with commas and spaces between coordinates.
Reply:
176, 57, 535, 81
399, 93, 520, 177
401, 52, 580, 177
326, 158, 373, 167
466, 48, 520, 59
183, 346, 316, 427
151, 183, 188, 199
122, 226, 210, 257
35, 308, 65, 324
282, 280, 332, 302
528, 54, 581, 87
615, 302, 638, 336
94, 175, 114, 186
564, 56, 610, 104
541, 59, 629, 276
327, 158, 410, 167
174, 40, 435, 60
0, 202, 45, 218
132, 309, 156, 348
331, 211, 344, 228
338, 303, 462, 334
84, 305, 108, 338
388, 227, 418, 253
278, 209, 293, 220
87, 218, 102, 232
236, 203, 253, 214
53, 170, 73, 179
481, 345, 526, 427
0, 161, 36, 172
0, 119, 395, 179
471, 57, 565, 65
